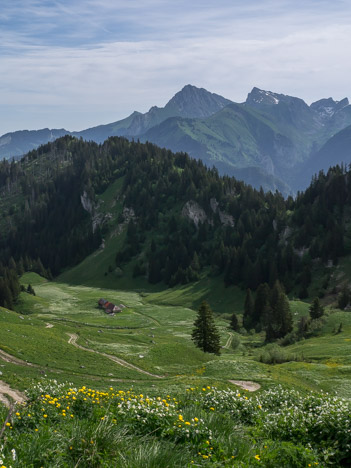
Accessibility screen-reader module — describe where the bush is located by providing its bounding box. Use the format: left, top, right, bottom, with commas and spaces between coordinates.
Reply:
256, 344, 298, 364
230, 334, 241, 350
279, 331, 298, 346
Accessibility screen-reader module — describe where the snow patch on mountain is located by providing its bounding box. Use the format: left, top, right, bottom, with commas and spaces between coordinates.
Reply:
310, 97, 349, 119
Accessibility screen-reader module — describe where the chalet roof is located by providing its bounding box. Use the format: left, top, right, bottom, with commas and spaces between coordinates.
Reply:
99, 298, 122, 313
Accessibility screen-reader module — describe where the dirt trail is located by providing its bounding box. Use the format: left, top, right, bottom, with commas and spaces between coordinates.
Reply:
0, 380, 26, 408
0, 349, 36, 367
131, 309, 160, 326
229, 380, 261, 392
67, 333, 163, 379
224, 332, 233, 349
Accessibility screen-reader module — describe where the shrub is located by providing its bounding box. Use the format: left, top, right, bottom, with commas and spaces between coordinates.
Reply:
256, 344, 298, 364
230, 334, 241, 350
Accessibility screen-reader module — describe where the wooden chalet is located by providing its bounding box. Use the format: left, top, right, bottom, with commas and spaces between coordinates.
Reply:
98, 298, 121, 314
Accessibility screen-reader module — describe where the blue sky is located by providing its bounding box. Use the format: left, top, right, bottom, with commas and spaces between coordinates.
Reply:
1, 0, 351, 134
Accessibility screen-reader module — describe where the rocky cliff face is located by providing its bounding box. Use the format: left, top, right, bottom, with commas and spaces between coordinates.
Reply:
80, 191, 112, 233
182, 198, 235, 227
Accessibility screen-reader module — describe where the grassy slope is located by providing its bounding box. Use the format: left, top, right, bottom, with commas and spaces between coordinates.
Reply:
5, 173, 351, 398
0, 272, 346, 399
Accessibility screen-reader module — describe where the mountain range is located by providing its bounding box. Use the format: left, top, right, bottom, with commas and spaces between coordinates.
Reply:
1, 84, 351, 194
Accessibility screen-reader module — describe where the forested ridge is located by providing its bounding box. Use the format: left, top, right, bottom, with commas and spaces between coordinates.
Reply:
0, 135, 350, 309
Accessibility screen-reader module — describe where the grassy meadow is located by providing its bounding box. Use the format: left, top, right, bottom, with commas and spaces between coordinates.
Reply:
0, 272, 349, 466
0, 272, 345, 398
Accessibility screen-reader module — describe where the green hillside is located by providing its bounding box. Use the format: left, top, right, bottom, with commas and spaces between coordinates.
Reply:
1, 135, 351, 310
0, 272, 350, 466
0, 272, 347, 398
142, 104, 296, 194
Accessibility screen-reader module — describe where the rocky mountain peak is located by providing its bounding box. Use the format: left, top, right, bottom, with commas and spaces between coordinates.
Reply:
164, 84, 232, 118
310, 97, 349, 118
245, 87, 309, 112
246, 87, 281, 106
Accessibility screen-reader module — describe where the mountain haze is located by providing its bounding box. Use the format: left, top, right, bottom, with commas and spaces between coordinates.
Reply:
75, 84, 232, 142
1, 85, 351, 193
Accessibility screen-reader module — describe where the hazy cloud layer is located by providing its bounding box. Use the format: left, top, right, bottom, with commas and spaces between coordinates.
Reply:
1, 0, 351, 133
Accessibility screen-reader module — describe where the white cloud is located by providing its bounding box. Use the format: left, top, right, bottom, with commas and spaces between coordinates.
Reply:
1, 0, 351, 133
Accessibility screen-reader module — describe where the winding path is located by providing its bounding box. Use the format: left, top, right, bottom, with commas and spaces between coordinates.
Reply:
0, 348, 37, 367
67, 333, 163, 379
224, 332, 233, 349
0, 380, 26, 408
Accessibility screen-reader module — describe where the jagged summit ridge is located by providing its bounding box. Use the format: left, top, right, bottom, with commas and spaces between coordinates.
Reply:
310, 97, 349, 118
245, 87, 309, 109
246, 87, 281, 105
164, 84, 232, 118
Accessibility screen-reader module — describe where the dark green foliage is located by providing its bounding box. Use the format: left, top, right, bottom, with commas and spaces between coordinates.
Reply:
257, 344, 298, 364
253, 283, 270, 328
297, 316, 310, 338
27, 284, 36, 296
0, 265, 20, 309
309, 297, 324, 320
298, 286, 309, 299
253, 281, 293, 341
338, 286, 350, 310
258, 281, 293, 342
192, 301, 221, 355
230, 312, 240, 332
0, 136, 102, 275
1, 135, 351, 295
243, 288, 254, 330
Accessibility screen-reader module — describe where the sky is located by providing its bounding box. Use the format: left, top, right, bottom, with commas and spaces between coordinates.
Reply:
1, 0, 351, 134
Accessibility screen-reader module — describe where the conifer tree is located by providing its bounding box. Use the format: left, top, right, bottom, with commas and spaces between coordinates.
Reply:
253, 283, 270, 326
278, 292, 293, 337
338, 286, 350, 310
192, 301, 221, 355
297, 315, 310, 337
243, 288, 254, 330
230, 312, 240, 332
309, 297, 324, 320
27, 284, 36, 296
265, 281, 293, 341
0, 279, 13, 310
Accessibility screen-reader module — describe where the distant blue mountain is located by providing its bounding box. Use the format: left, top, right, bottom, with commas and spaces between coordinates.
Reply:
2, 85, 351, 194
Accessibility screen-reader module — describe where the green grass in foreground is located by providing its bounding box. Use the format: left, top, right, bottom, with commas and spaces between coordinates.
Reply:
0, 380, 349, 467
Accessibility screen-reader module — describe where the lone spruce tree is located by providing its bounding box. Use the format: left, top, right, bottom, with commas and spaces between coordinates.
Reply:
230, 312, 240, 332
192, 301, 221, 355
243, 288, 254, 331
309, 297, 324, 320
264, 280, 293, 342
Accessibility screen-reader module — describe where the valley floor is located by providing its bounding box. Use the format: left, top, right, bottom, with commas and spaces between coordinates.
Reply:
0, 272, 349, 400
